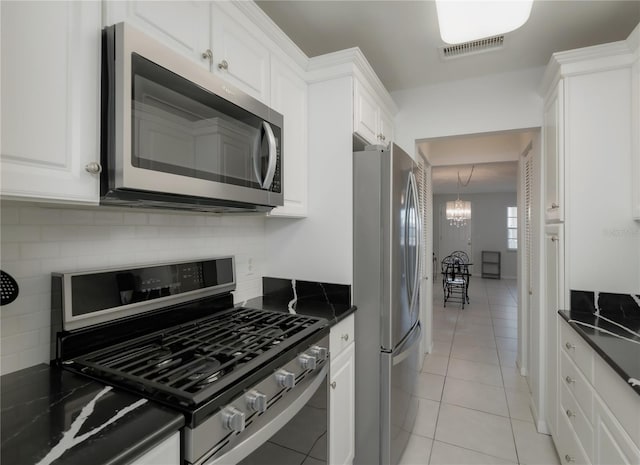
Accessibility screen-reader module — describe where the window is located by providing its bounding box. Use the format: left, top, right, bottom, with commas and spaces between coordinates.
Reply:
507, 206, 517, 250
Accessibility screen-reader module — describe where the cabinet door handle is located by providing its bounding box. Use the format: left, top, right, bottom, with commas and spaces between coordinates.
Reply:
201, 49, 213, 66
565, 376, 575, 384
330, 381, 337, 389
565, 342, 575, 350
566, 409, 575, 418
85, 162, 102, 174
218, 59, 229, 70
551, 203, 560, 209
341, 333, 349, 342
565, 454, 575, 463
551, 236, 559, 242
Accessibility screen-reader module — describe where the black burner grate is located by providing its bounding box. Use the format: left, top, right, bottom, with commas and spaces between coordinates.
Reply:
71, 307, 326, 406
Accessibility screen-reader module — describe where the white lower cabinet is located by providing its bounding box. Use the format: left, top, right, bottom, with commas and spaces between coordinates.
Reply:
329, 315, 355, 465
554, 319, 640, 465
594, 396, 640, 465
129, 431, 180, 465
0, 1, 102, 204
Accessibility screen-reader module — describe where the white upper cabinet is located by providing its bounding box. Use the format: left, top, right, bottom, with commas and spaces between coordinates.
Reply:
103, 1, 211, 69
269, 55, 308, 217
210, 4, 270, 103
543, 81, 565, 223
353, 78, 394, 146
0, 1, 102, 204
631, 28, 640, 220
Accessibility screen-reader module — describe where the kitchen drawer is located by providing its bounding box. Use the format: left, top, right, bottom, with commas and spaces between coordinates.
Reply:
560, 319, 594, 381
561, 381, 594, 462
558, 404, 592, 465
330, 314, 355, 358
561, 350, 594, 423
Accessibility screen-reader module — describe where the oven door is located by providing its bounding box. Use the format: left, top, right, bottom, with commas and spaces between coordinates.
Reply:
104, 22, 283, 208
202, 366, 328, 465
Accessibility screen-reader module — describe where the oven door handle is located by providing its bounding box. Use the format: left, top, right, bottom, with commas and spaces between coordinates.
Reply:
200, 364, 328, 465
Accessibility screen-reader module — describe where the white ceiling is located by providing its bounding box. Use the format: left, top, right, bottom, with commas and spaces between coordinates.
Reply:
256, 0, 640, 92
432, 161, 519, 194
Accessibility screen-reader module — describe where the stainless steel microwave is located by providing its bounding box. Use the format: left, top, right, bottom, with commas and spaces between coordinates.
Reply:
100, 22, 283, 212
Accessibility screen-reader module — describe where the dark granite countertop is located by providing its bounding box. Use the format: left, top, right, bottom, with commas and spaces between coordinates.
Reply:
242, 277, 356, 325
560, 290, 640, 396
1, 364, 184, 465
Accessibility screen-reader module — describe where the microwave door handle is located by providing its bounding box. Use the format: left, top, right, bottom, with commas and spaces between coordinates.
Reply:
261, 121, 277, 189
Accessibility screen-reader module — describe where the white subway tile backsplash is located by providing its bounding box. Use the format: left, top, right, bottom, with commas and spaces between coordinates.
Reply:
1, 243, 20, 260
1, 206, 20, 225
1, 260, 42, 278
0, 203, 267, 375
2, 225, 41, 242
20, 242, 60, 260
60, 209, 94, 225
123, 211, 149, 225
93, 210, 124, 225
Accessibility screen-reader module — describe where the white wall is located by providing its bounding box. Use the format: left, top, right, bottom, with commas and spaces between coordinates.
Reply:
0, 202, 266, 375
392, 66, 546, 158
265, 76, 353, 284
433, 192, 518, 279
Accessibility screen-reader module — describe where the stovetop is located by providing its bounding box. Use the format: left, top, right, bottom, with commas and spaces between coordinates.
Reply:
66, 307, 328, 412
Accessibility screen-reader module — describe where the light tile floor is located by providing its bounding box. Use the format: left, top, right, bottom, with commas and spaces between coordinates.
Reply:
400, 278, 561, 465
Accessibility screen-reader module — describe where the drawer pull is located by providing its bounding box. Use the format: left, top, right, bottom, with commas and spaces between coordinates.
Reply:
565, 454, 575, 463
565, 376, 575, 384
341, 333, 349, 342
565, 342, 575, 350
330, 381, 337, 389
566, 409, 575, 419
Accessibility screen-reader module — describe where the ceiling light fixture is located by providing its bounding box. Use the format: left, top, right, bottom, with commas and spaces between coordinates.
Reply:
435, 0, 534, 45
446, 165, 474, 227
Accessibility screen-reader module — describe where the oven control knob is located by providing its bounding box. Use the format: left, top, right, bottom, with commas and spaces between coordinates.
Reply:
299, 353, 317, 370
310, 345, 328, 361
221, 406, 245, 433
246, 390, 267, 413
275, 369, 296, 389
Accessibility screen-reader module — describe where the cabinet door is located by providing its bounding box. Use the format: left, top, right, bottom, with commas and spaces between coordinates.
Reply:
593, 396, 640, 465
103, 1, 210, 69
0, 1, 101, 204
353, 79, 379, 145
379, 109, 394, 146
543, 80, 565, 223
268, 56, 308, 217
545, 225, 565, 437
211, 5, 270, 103
330, 342, 355, 465
632, 55, 640, 220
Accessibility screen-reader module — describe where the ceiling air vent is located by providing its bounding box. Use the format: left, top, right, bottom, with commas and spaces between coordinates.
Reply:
439, 35, 505, 60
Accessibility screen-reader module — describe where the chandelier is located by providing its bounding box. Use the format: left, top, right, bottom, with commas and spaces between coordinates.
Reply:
446, 165, 474, 227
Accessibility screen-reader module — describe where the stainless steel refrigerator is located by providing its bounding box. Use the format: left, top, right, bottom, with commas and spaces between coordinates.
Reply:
353, 143, 422, 465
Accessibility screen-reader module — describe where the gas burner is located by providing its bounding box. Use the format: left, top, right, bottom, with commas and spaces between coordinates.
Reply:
148, 346, 181, 371
187, 359, 222, 382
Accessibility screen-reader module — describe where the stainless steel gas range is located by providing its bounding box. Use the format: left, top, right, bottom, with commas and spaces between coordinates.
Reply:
51, 257, 330, 465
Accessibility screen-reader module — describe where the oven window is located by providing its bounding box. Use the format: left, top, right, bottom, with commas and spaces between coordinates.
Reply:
130, 54, 279, 190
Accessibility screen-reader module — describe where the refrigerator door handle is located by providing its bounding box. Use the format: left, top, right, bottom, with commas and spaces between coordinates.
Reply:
404, 171, 421, 320
410, 171, 422, 316
392, 322, 422, 366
